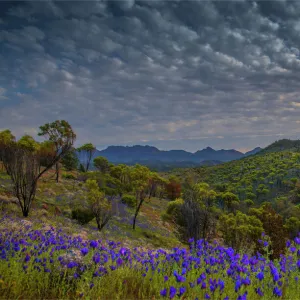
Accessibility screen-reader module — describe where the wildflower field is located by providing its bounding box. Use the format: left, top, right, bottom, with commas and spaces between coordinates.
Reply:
0, 216, 299, 299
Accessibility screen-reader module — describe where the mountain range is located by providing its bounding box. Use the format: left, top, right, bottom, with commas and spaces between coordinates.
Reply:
77, 145, 262, 170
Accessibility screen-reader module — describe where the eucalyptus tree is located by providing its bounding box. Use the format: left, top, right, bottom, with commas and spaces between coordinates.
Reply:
0, 130, 15, 172
77, 143, 96, 172
85, 179, 113, 231
179, 183, 217, 242
2, 120, 76, 217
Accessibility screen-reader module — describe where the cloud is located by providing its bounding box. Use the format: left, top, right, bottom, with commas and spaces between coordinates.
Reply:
1, 1, 300, 152
0, 87, 8, 100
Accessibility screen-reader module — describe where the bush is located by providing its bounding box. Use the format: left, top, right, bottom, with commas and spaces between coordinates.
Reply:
166, 198, 183, 215
62, 173, 76, 180
71, 208, 94, 225
77, 173, 89, 182
121, 194, 136, 208
162, 198, 183, 222
103, 186, 119, 196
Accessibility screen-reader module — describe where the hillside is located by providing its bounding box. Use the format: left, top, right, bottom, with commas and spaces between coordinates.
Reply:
0, 148, 300, 299
259, 139, 300, 154
173, 150, 300, 214
0, 170, 179, 250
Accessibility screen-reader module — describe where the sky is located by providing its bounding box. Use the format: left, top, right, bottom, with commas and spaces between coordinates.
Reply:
0, 0, 300, 153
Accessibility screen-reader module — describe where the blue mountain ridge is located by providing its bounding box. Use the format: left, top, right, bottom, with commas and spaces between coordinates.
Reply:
77, 145, 262, 165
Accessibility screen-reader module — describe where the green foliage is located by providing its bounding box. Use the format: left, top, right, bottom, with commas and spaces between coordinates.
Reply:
175, 151, 300, 221
71, 208, 94, 225
77, 143, 96, 172
61, 148, 79, 171
1, 120, 76, 217
121, 194, 136, 208
284, 217, 300, 239
249, 203, 287, 258
220, 191, 239, 212
38, 120, 76, 150
17, 135, 39, 152
85, 179, 104, 203
62, 173, 76, 180
85, 179, 112, 231
174, 183, 218, 242
219, 211, 263, 251
244, 199, 254, 207
162, 198, 184, 222
93, 156, 109, 173
0, 130, 15, 145
261, 138, 300, 153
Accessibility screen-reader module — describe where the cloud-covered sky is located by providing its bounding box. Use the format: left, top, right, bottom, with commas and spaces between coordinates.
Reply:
1, 0, 300, 153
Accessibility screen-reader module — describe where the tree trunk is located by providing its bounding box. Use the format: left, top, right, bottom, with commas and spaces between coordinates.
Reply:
132, 212, 138, 230
97, 222, 104, 232
132, 198, 144, 230
23, 208, 29, 217
55, 162, 59, 183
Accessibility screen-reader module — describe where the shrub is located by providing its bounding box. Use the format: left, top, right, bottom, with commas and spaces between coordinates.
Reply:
166, 198, 183, 215
77, 173, 89, 182
62, 173, 76, 180
121, 194, 136, 207
162, 198, 184, 222
71, 208, 94, 225
103, 186, 119, 196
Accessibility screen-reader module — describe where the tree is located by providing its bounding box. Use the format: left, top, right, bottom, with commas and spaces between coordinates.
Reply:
61, 147, 79, 171
77, 143, 96, 172
129, 164, 151, 230
37, 140, 56, 173
109, 164, 132, 195
146, 172, 167, 199
284, 217, 300, 239
162, 198, 183, 222
2, 120, 76, 217
221, 191, 240, 212
178, 183, 217, 243
166, 175, 182, 200
17, 134, 40, 152
219, 211, 263, 251
93, 156, 110, 173
0, 130, 15, 171
38, 120, 76, 183
249, 203, 287, 259
85, 179, 113, 231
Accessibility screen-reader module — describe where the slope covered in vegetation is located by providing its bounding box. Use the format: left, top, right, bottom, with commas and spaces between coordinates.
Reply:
1, 125, 300, 299
174, 151, 300, 211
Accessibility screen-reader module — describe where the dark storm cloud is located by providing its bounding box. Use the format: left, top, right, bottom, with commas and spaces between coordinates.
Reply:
1, 0, 300, 152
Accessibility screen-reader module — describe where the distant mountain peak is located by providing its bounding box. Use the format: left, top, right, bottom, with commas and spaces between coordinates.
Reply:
244, 147, 262, 156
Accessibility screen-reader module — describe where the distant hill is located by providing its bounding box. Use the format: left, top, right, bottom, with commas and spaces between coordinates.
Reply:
260, 139, 300, 154
76, 144, 261, 171
79, 145, 259, 163
244, 147, 262, 156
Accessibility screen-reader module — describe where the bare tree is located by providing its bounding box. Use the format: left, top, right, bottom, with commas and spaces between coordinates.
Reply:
2, 145, 39, 217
